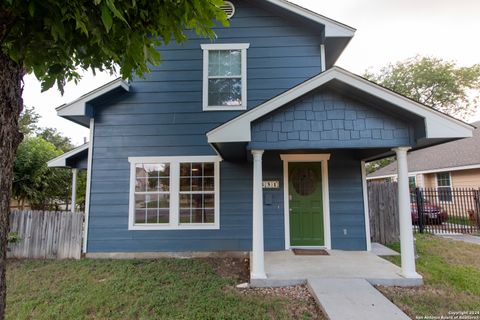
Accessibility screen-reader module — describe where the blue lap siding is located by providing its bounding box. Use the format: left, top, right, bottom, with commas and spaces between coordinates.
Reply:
87, 1, 325, 253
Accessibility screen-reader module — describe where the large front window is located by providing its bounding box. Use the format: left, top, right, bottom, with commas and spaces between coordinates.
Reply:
129, 156, 221, 230
202, 43, 249, 111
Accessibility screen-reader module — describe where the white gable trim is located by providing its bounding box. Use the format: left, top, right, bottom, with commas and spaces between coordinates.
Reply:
264, 0, 355, 37
47, 143, 89, 168
56, 78, 129, 117
207, 67, 473, 144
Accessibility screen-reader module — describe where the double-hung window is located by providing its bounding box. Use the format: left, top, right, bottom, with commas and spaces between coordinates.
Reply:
128, 156, 221, 230
436, 172, 452, 202
201, 43, 249, 111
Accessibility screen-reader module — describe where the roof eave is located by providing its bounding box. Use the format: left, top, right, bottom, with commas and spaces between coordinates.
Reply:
47, 143, 89, 168
207, 67, 474, 145
56, 78, 129, 121
264, 0, 356, 37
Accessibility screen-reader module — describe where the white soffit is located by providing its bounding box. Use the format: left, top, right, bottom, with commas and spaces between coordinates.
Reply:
47, 143, 89, 168
56, 78, 129, 117
207, 67, 473, 143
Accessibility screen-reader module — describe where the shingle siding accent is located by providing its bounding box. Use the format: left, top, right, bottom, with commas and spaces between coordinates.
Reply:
250, 89, 414, 150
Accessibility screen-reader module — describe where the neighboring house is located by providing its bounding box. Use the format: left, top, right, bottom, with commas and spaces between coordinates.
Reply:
48, 1, 473, 281
368, 121, 480, 194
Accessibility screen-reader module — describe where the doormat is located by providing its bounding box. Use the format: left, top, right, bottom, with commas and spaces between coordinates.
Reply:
292, 249, 329, 256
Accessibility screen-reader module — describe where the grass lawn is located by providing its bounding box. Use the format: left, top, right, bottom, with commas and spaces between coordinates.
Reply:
378, 234, 480, 318
7, 258, 322, 320
447, 215, 474, 226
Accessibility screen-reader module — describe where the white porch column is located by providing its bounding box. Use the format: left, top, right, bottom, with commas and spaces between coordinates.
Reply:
71, 168, 78, 213
393, 147, 421, 279
251, 150, 266, 279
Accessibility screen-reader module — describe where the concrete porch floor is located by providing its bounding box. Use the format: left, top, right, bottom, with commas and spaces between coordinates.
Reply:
250, 250, 423, 287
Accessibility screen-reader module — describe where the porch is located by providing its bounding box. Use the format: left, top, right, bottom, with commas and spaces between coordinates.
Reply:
250, 250, 422, 288
207, 67, 473, 284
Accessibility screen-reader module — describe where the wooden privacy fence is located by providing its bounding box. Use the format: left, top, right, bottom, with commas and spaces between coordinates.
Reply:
368, 182, 400, 245
8, 210, 83, 259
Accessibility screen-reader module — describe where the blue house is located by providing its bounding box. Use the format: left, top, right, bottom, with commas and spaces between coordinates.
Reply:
49, 0, 473, 282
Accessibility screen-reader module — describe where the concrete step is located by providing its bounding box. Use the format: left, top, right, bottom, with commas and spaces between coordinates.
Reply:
307, 278, 411, 320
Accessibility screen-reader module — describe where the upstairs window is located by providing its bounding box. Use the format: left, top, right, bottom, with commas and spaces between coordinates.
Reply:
201, 43, 249, 111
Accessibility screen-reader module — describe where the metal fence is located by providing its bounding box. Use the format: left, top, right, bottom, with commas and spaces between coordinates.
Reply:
412, 188, 480, 234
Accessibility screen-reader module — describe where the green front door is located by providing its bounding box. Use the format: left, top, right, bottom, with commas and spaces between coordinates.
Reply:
289, 162, 324, 246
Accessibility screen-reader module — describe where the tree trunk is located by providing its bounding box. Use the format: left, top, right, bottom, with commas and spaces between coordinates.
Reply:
0, 51, 24, 319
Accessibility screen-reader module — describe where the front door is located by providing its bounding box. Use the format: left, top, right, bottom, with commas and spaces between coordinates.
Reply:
288, 162, 324, 246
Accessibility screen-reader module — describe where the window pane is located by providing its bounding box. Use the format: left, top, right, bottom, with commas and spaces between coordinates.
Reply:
147, 178, 158, 192
209, 50, 241, 77
158, 210, 169, 223
192, 194, 202, 209
204, 209, 215, 223
204, 163, 214, 176
146, 209, 158, 223
204, 194, 214, 208
204, 178, 214, 191
180, 209, 190, 223
135, 209, 146, 224
192, 209, 203, 223
135, 195, 147, 209
179, 194, 191, 208
208, 78, 242, 106
135, 178, 147, 192
191, 163, 202, 176
180, 177, 190, 192
180, 163, 190, 177
191, 178, 202, 191
157, 194, 169, 208
146, 194, 158, 208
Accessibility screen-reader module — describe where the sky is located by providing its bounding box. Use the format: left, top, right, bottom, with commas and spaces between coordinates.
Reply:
22, 0, 480, 146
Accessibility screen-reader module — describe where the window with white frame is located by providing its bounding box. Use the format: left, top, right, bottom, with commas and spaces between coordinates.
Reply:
408, 176, 417, 190
201, 43, 249, 111
436, 172, 452, 202
128, 156, 221, 230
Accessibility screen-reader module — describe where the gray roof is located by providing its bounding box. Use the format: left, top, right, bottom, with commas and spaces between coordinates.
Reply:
368, 121, 480, 178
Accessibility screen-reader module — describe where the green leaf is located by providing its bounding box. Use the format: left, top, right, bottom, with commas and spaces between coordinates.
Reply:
28, 1, 35, 16
101, 4, 113, 32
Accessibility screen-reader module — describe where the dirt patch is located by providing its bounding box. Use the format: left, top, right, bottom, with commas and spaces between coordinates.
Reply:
204, 257, 250, 283
205, 257, 326, 319
239, 285, 326, 320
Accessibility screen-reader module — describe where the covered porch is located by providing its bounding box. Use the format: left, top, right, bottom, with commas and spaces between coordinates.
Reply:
207, 67, 473, 285
252, 249, 420, 287
47, 143, 89, 213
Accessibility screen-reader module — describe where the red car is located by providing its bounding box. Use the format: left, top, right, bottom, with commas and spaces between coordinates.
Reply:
411, 202, 448, 225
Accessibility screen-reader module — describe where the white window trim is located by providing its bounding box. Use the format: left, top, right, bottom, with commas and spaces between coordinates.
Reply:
128, 156, 221, 230
280, 154, 331, 250
435, 172, 453, 203
409, 175, 417, 188
201, 43, 250, 111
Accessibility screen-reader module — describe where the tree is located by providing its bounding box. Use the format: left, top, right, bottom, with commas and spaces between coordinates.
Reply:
365, 56, 480, 121
12, 137, 64, 210
38, 128, 74, 152
18, 106, 40, 136
364, 56, 480, 174
0, 1, 227, 316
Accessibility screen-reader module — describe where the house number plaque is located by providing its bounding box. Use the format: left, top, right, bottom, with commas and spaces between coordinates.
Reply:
262, 180, 280, 189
